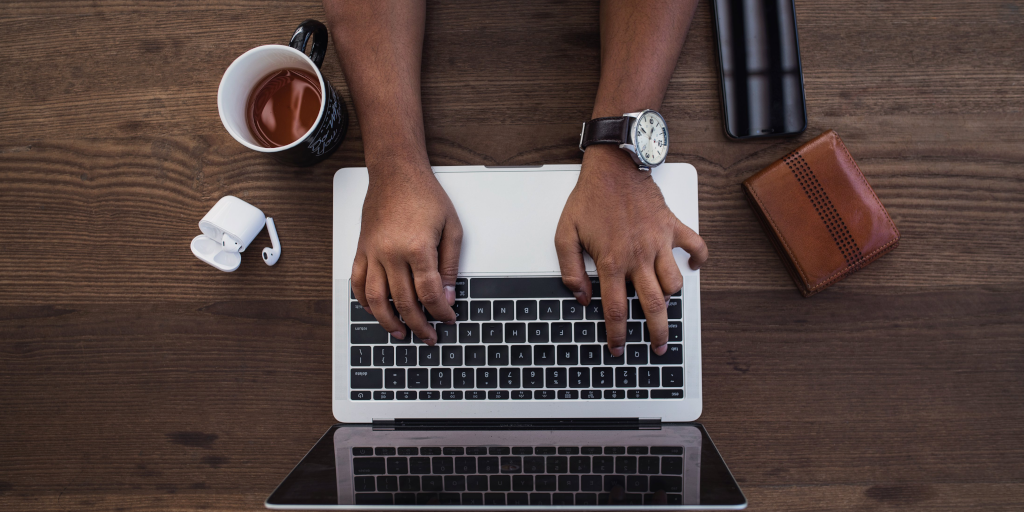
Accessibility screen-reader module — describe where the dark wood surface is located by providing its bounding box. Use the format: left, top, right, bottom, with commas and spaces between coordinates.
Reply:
2, 0, 1022, 510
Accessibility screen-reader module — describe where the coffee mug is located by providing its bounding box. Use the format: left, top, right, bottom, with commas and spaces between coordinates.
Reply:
218, 20, 348, 166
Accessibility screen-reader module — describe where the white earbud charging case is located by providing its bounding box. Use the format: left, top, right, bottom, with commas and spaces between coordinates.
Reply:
191, 196, 267, 272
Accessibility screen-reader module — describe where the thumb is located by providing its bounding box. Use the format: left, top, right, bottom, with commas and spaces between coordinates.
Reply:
437, 217, 463, 306
555, 222, 593, 305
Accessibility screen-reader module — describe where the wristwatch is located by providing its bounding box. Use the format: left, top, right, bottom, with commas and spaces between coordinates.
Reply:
578, 109, 669, 171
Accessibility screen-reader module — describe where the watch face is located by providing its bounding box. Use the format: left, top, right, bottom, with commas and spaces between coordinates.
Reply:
634, 111, 669, 166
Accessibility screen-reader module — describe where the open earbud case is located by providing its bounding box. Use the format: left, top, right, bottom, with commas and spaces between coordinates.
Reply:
191, 195, 274, 272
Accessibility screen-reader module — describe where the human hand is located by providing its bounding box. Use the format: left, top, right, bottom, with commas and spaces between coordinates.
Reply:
555, 146, 708, 357
352, 161, 462, 345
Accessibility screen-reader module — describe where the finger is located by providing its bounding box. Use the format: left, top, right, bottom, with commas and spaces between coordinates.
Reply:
673, 218, 708, 270
437, 217, 463, 307
654, 248, 684, 297
410, 243, 456, 325
555, 222, 593, 305
387, 262, 437, 344
633, 268, 669, 355
364, 260, 405, 338
351, 251, 370, 313
596, 264, 628, 357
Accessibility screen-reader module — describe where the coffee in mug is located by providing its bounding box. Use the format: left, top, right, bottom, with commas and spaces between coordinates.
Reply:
218, 20, 348, 166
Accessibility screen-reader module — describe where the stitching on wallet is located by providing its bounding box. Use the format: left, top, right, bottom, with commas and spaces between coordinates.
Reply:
784, 152, 864, 268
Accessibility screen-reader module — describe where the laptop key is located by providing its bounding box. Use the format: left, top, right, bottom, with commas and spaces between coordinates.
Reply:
559, 474, 580, 491
377, 475, 398, 492
477, 368, 497, 388
539, 300, 560, 320
630, 299, 645, 320
479, 457, 500, 473
662, 366, 683, 387
493, 300, 515, 320
592, 367, 613, 387
581, 345, 602, 365
459, 323, 480, 343
396, 390, 416, 400
394, 492, 415, 505
581, 389, 600, 399
505, 323, 526, 343
441, 390, 462, 400
626, 344, 648, 365
386, 457, 408, 474
513, 474, 534, 491
372, 346, 393, 366
576, 492, 598, 505
616, 367, 636, 387
465, 346, 486, 366
535, 345, 555, 365
488, 390, 509, 399
603, 345, 624, 365
395, 346, 417, 366
354, 493, 393, 505
353, 457, 386, 475
407, 369, 428, 388
592, 456, 613, 473
553, 493, 574, 505
488, 345, 509, 366
660, 456, 684, 475
467, 475, 488, 491
558, 345, 579, 366
546, 456, 568, 473
638, 367, 659, 387
419, 346, 440, 366
351, 369, 383, 389
490, 474, 511, 491
628, 389, 648, 398
546, 367, 566, 387
569, 367, 590, 388
442, 346, 462, 366
436, 323, 457, 343
528, 322, 549, 342
586, 300, 603, 320
651, 344, 682, 364
351, 301, 376, 322
552, 322, 573, 342
453, 369, 474, 388
536, 475, 557, 491
574, 322, 596, 342
522, 368, 544, 388
531, 493, 552, 505
484, 493, 505, 505
430, 368, 451, 388
438, 493, 461, 505
559, 389, 579, 399
567, 456, 589, 473
512, 389, 532, 399
395, 476, 418, 492
452, 301, 468, 322
415, 492, 439, 505
470, 300, 491, 321
500, 368, 521, 388
466, 390, 485, 399
535, 390, 555, 399
668, 321, 683, 341
638, 456, 659, 474
419, 390, 440, 400
443, 475, 464, 491
511, 345, 532, 365
420, 475, 441, 490
650, 475, 683, 492
582, 475, 602, 491
482, 323, 503, 343
517, 300, 538, 320
523, 456, 544, 473
507, 493, 529, 505
462, 493, 483, 505
604, 389, 624, 399
351, 347, 371, 366
352, 447, 374, 456
501, 456, 523, 473
351, 323, 388, 344
616, 456, 638, 474
354, 476, 375, 492
455, 278, 468, 299
373, 391, 394, 400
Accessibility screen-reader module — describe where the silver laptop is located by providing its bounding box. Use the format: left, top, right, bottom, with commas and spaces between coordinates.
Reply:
266, 164, 745, 509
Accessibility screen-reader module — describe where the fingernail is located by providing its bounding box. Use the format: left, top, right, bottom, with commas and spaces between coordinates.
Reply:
654, 344, 667, 356
390, 330, 405, 340
611, 346, 624, 357
573, 291, 585, 302
444, 286, 456, 305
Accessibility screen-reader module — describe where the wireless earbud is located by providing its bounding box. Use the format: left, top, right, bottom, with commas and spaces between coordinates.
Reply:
221, 232, 242, 252
261, 217, 281, 266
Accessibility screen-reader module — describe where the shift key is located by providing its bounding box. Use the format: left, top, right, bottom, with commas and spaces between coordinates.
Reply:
352, 323, 389, 344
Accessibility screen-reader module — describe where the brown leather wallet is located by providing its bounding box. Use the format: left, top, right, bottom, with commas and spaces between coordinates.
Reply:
742, 130, 900, 297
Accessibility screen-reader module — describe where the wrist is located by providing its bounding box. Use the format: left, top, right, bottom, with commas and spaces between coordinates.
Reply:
580, 145, 649, 185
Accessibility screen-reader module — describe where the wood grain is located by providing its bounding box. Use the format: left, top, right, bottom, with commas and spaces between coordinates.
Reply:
1, 0, 1022, 510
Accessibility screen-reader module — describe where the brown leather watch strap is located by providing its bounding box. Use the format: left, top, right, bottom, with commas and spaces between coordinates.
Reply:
580, 116, 632, 150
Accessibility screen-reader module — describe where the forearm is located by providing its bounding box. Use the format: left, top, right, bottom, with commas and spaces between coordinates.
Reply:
323, 0, 429, 174
591, 0, 699, 118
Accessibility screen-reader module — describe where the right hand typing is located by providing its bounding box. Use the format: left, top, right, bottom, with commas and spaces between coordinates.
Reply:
351, 162, 463, 345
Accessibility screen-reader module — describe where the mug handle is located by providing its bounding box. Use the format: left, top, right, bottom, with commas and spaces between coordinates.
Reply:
289, 19, 329, 69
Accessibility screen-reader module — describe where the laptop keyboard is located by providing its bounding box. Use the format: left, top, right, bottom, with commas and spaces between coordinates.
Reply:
349, 277, 684, 401
350, 444, 685, 506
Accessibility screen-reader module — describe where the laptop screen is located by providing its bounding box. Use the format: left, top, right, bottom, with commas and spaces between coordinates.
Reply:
266, 423, 745, 509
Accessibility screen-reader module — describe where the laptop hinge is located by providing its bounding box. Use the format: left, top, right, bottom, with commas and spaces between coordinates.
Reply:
372, 418, 659, 431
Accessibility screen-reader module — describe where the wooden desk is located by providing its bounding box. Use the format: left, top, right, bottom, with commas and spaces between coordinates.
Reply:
1, 1, 1021, 510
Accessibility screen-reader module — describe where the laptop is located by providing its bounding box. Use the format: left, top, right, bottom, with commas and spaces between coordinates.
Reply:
266, 164, 746, 509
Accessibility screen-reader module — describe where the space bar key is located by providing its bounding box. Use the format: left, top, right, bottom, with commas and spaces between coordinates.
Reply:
470, 277, 575, 298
